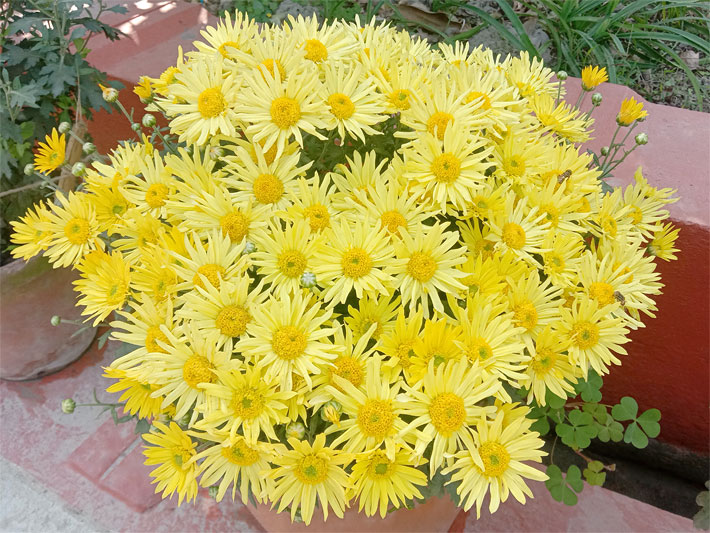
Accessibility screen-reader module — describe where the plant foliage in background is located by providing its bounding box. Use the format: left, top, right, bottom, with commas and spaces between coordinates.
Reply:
0, 0, 123, 262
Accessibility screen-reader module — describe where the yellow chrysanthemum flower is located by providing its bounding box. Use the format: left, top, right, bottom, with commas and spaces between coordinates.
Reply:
617, 96, 648, 126
443, 411, 547, 518
143, 421, 199, 505
269, 434, 351, 525
349, 447, 428, 518
580, 65, 608, 90
33, 128, 66, 175
9, 201, 53, 260
74, 249, 132, 325
103, 367, 164, 419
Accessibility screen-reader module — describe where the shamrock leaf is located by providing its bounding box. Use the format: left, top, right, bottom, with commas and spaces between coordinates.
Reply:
546, 465, 584, 506
556, 409, 598, 449
583, 460, 606, 486
636, 408, 661, 438
596, 417, 624, 443
611, 396, 638, 421
574, 369, 603, 403
546, 389, 567, 409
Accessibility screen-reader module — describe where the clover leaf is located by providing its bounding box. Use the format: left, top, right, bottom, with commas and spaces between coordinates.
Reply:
546, 465, 584, 506
596, 416, 624, 443
583, 460, 606, 486
555, 409, 598, 449
574, 369, 603, 403
611, 397, 661, 449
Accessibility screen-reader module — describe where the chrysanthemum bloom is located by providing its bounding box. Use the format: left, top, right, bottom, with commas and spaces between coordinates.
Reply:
617, 97, 648, 126
268, 434, 351, 525
580, 65, 608, 90
33, 128, 66, 174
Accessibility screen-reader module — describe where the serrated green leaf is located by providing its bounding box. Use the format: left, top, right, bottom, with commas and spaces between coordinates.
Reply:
611, 396, 638, 421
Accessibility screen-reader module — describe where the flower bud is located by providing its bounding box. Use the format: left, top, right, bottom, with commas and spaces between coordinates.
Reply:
131, 122, 141, 132
71, 161, 86, 177
50, 315, 62, 326
58, 121, 72, 134
300, 272, 317, 288
635, 133, 648, 145
556, 70, 568, 81
320, 400, 342, 426
61, 398, 76, 414
243, 241, 256, 254
591, 93, 603, 106
100, 84, 119, 103
24, 163, 35, 176
142, 114, 156, 128
285, 421, 306, 440
208, 146, 224, 160
600, 146, 610, 156
208, 486, 219, 499
82, 142, 96, 155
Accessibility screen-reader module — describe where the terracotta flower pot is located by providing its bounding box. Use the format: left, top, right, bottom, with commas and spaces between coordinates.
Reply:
0, 256, 96, 380
247, 495, 460, 533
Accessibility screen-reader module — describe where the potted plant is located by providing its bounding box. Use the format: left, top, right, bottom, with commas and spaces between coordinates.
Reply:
0, 0, 124, 380
29, 13, 680, 528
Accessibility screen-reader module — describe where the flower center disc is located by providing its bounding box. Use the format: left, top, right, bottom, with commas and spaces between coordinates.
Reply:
277, 249, 307, 278
589, 282, 615, 306
330, 356, 364, 388
221, 211, 249, 242
145, 325, 169, 353
198, 87, 227, 118
63, 217, 90, 245
429, 392, 466, 436
407, 252, 437, 282
431, 153, 461, 184
272, 325, 307, 360
513, 300, 538, 330
357, 398, 395, 439
502, 222, 526, 249
182, 354, 216, 389
222, 440, 259, 466
426, 111, 454, 140
303, 204, 330, 231
380, 210, 406, 234
295, 454, 329, 485
389, 89, 411, 110
479, 441, 510, 477
270, 97, 301, 129
145, 183, 168, 208
304, 39, 328, 62
327, 92, 355, 119
216, 305, 250, 337
231, 386, 264, 419
193, 263, 226, 289
571, 321, 600, 349
253, 173, 284, 204
341, 247, 372, 278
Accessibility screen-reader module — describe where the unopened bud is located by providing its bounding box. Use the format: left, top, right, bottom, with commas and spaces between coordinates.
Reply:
142, 114, 156, 128
82, 142, 96, 155
24, 163, 35, 176
635, 133, 648, 145
50, 315, 62, 326
320, 400, 342, 426
600, 146, 610, 156
300, 272, 317, 288
131, 122, 141, 132
61, 398, 76, 414
101, 85, 118, 103
243, 241, 256, 254
285, 421, 306, 440
58, 121, 72, 134
591, 93, 603, 106
71, 161, 86, 177
556, 70, 568, 81
208, 146, 224, 160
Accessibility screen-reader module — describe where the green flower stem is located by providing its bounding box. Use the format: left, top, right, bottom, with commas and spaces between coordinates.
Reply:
599, 124, 621, 169
152, 126, 178, 155
115, 100, 141, 140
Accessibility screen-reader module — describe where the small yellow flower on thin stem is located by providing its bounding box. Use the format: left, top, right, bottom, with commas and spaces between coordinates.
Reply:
617, 97, 648, 126
33, 128, 66, 175
580, 65, 608, 91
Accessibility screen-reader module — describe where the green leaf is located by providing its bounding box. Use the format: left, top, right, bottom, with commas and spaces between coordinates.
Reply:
574, 369, 603, 403
611, 396, 638, 421
693, 482, 710, 531
134, 418, 151, 435
546, 389, 567, 409
545, 465, 583, 506
636, 408, 661, 438
530, 416, 550, 436
557, 409, 598, 449
624, 421, 649, 449
596, 418, 624, 443
583, 460, 607, 486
